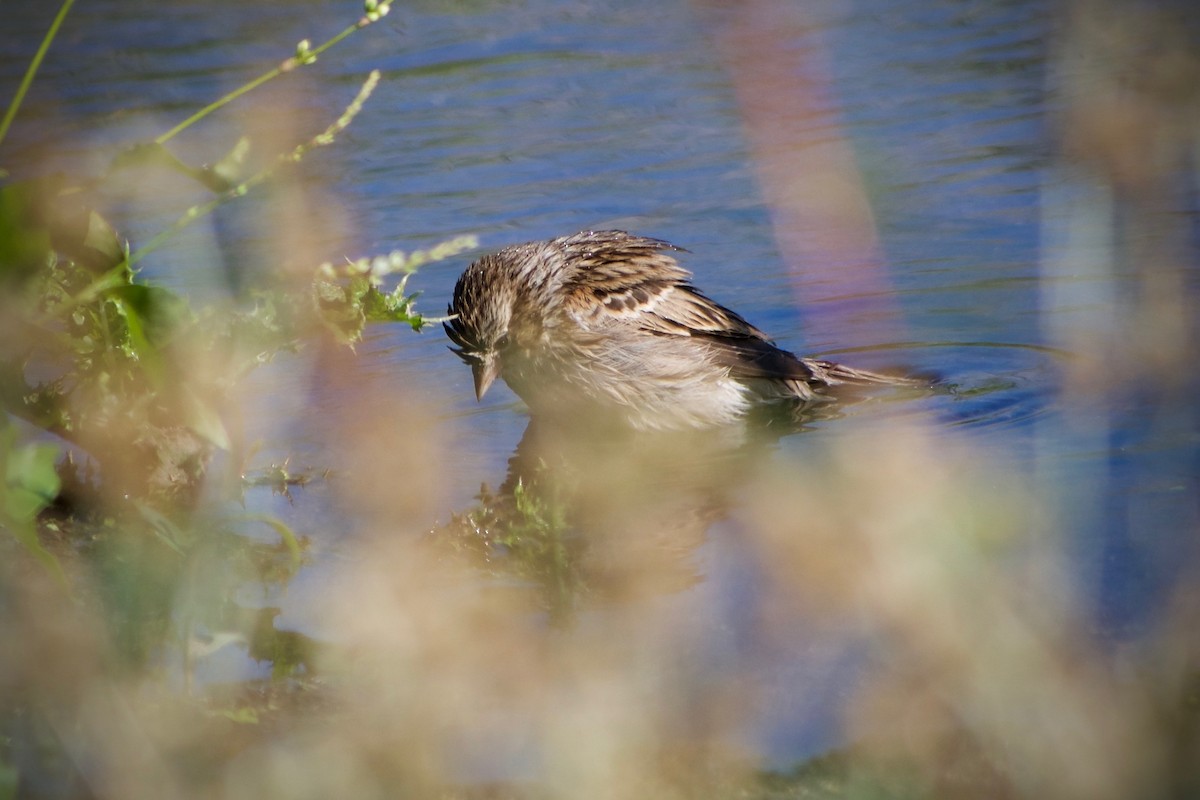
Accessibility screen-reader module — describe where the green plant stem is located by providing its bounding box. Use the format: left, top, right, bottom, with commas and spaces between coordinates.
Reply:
130, 70, 381, 268
0, 0, 76, 150
231, 513, 304, 567
154, 9, 382, 146
155, 69, 281, 146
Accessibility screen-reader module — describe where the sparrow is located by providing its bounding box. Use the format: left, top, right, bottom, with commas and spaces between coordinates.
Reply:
444, 230, 921, 431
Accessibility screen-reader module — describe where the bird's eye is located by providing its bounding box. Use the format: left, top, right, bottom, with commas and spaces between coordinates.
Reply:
495, 333, 511, 351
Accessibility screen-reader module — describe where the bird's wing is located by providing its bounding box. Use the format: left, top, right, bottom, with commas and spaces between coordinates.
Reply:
559, 232, 764, 335
693, 330, 820, 383
557, 233, 819, 384
636, 287, 821, 384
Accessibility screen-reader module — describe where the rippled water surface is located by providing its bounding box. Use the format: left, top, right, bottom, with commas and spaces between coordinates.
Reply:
4, 0, 1198, 783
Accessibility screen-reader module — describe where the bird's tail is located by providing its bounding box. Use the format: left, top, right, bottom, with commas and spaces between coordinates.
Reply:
801, 358, 931, 390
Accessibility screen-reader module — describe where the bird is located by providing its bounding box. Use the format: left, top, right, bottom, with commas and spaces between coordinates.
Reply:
444, 230, 922, 432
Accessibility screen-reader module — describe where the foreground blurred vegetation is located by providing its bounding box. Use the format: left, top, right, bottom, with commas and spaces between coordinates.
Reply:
0, 2, 474, 794
2, 0, 1199, 798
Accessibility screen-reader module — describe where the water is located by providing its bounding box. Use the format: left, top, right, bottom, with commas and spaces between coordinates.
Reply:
3, 0, 1198, 789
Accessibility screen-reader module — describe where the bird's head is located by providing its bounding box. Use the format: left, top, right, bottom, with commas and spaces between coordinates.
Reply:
444, 258, 517, 401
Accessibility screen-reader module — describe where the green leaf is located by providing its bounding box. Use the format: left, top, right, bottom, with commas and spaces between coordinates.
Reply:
0, 429, 68, 589
181, 387, 232, 450
107, 283, 193, 347
0, 178, 54, 285
236, 513, 304, 568
80, 209, 124, 267
106, 282, 194, 388
4, 440, 61, 522
110, 141, 231, 193
207, 136, 252, 191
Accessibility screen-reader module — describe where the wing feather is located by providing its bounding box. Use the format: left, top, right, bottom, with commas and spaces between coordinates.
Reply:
554, 231, 819, 384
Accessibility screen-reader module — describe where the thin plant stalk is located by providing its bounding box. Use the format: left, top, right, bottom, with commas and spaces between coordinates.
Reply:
154, 0, 391, 146
0, 0, 77, 152
129, 70, 381, 269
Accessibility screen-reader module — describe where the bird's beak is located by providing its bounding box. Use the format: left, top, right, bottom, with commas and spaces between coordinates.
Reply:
472, 358, 501, 401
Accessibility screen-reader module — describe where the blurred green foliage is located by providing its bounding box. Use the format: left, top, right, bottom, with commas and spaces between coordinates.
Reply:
0, 0, 475, 786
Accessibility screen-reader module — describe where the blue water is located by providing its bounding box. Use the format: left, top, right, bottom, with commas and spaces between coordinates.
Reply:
3, 0, 1197, 779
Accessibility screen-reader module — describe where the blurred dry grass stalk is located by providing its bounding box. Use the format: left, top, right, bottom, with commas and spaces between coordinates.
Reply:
3, 1, 1200, 799
1045, 0, 1200, 397
747, 427, 1192, 800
